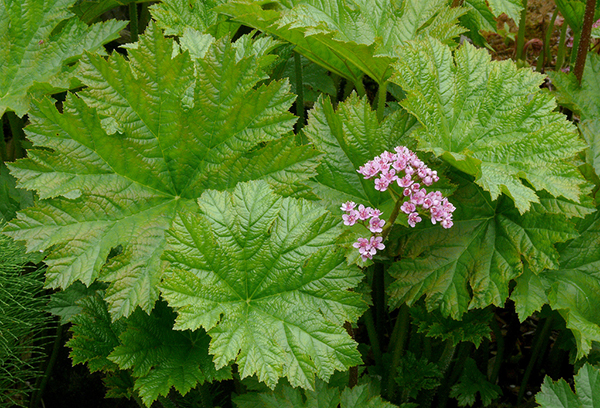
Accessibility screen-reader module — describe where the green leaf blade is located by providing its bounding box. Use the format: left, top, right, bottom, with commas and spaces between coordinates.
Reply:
160, 181, 366, 389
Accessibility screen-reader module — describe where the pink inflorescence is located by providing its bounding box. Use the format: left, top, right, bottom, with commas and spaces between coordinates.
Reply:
357, 146, 455, 229
340, 201, 386, 261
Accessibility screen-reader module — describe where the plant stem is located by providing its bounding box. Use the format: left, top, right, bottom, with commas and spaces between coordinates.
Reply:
0, 114, 6, 162
344, 322, 359, 387
381, 194, 403, 241
129, 3, 139, 43
363, 309, 383, 367
6, 111, 24, 160
489, 317, 504, 384
384, 304, 410, 399
425, 341, 458, 408
543, 8, 559, 70
515, 0, 529, 61
294, 51, 306, 136
574, 0, 598, 83
556, 22, 568, 69
517, 315, 554, 403
354, 77, 366, 97
376, 81, 387, 121
133, 393, 145, 408
373, 262, 385, 350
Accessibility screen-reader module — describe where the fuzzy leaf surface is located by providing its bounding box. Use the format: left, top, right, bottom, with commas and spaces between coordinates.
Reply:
3, 26, 317, 320
108, 301, 231, 406
0, 0, 127, 117
217, 0, 466, 84
160, 181, 366, 389
387, 176, 578, 318
392, 38, 587, 213
536, 364, 600, 408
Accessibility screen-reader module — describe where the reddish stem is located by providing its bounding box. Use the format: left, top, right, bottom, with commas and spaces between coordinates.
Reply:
573, 0, 597, 84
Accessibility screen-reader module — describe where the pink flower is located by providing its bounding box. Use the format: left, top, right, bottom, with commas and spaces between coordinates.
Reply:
356, 204, 372, 220
369, 217, 385, 233
408, 212, 422, 227
374, 177, 389, 191
370, 208, 382, 217
370, 236, 385, 251
398, 174, 413, 188
441, 219, 453, 229
401, 201, 416, 214
342, 210, 358, 226
341, 201, 356, 212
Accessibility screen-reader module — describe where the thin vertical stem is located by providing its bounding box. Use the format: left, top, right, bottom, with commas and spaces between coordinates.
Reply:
376, 81, 387, 121
515, 0, 529, 61
384, 304, 410, 399
556, 22, 568, 69
129, 3, 139, 43
354, 77, 366, 97
574, 0, 598, 83
29, 324, 62, 408
489, 317, 504, 384
344, 322, 359, 388
363, 309, 383, 367
517, 315, 554, 403
0, 114, 6, 162
6, 111, 24, 160
544, 9, 559, 68
294, 51, 306, 135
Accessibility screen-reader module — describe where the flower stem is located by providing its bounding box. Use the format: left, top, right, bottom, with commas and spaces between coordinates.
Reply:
574, 0, 598, 83
381, 193, 403, 241
376, 81, 387, 121
129, 3, 139, 43
543, 8, 559, 69
384, 304, 410, 399
294, 51, 306, 135
556, 22, 568, 69
515, 0, 528, 62
517, 315, 554, 403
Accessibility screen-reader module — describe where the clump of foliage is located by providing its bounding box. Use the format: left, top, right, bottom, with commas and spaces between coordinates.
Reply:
2, 0, 600, 406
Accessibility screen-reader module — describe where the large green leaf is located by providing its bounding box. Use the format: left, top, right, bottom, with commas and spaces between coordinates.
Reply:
150, 0, 239, 37
539, 210, 600, 359
3, 25, 319, 320
160, 181, 366, 389
536, 363, 600, 407
387, 175, 579, 318
0, 0, 127, 117
217, 0, 467, 84
391, 38, 587, 214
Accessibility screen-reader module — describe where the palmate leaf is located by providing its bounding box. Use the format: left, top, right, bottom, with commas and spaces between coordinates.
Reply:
3, 25, 319, 320
392, 38, 587, 214
160, 181, 367, 389
536, 363, 600, 408
68, 293, 229, 407
0, 0, 127, 117
108, 302, 231, 406
387, 175, 579, 318
217, 0, 467, 85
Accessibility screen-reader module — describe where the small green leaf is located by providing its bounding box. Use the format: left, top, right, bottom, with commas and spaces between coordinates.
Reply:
392, 38, 587, 213
395, 352, 442, 400
67, 291, 126, 373
486, 0, 523, 21
450, 358, 501, 407
108, 301, 231, 407
47, 281, 107, 324
160, 181, 367, 389
410, 306, 492, 347
0, 0, 127, 117
536, 363, 600, 408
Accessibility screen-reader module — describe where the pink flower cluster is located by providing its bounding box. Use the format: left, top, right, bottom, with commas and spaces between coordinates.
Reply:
340, 201, 386, 262
357, 146, 455, 229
